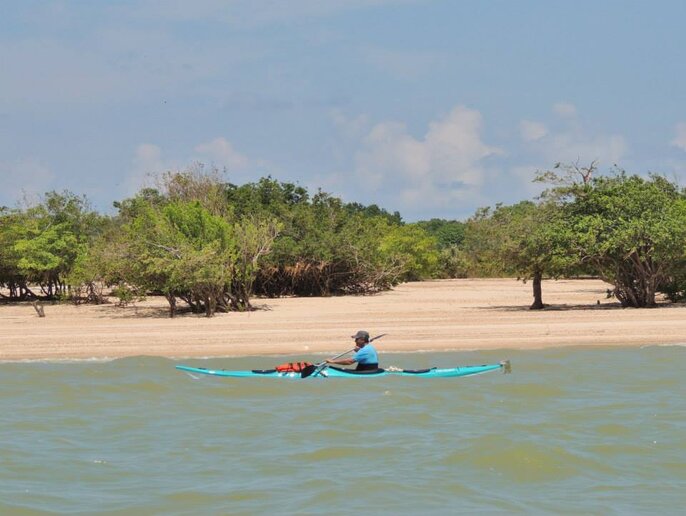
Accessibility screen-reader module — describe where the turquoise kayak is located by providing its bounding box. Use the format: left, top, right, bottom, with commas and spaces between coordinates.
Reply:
175, 361, 511, 379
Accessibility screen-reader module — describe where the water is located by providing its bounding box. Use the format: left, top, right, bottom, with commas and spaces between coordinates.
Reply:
1, 347, 684, 514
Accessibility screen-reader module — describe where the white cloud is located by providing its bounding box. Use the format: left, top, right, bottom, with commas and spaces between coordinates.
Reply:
352, 105, 501, 210
553, 102, 578, 118
332, 104, 630, 219
125, 138, 262, 197
0, 157, 55, 207
194, 137, 249, 170
519, 120, 548, 142
530, 128, 627, 167
550, 133, 626, 165
670, 122, 686, 151
523, 104, 627, 167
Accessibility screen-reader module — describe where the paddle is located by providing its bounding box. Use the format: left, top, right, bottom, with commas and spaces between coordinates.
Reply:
301, 333, 387, 378
300, 349, 355, 379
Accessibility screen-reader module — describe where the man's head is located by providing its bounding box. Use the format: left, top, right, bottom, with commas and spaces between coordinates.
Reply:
351, 330, 370, 346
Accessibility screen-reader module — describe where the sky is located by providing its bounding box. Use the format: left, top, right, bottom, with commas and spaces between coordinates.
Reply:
2, 0, 686, 221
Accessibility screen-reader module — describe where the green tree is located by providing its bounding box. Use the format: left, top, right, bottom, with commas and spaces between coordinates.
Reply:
0, 208, 26, 298
460, 201, 577, 308
9, 191, 104, 299
344, 202, 403, 225
229, 216, 282, 310
560, 173, 686, 307
377, 224, 440, 282
125, 199, 239, 316
415, 219, 466, 249
415, 219, 467, 279
108, 192, 280, 317
238, 181, 435, 296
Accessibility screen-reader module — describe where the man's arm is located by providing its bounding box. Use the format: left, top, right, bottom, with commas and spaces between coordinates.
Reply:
326, 357, 356, 365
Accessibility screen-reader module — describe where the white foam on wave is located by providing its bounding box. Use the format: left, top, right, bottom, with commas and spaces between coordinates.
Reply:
644, 342, 686, 348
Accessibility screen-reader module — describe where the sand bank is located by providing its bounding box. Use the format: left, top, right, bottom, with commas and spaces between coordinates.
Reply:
1, 279, 684, 360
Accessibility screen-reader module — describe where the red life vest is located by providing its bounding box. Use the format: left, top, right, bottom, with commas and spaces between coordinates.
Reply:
275, 361, 313, 373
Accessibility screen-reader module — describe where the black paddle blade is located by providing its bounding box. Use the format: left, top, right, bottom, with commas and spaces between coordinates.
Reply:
300, 364, 317, 378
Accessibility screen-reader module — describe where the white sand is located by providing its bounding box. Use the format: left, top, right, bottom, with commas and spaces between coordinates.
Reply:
1, 279, 684, 360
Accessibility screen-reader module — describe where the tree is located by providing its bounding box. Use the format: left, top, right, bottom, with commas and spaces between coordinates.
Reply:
229, 216, 282, 310
107, 192, 281, 317
415, 219, 466, 249
225, 179, 438, 296
0, 208, 25, 298
123, 199, 239, 317
377, 224, 440, 282
461, 201, 577, 309
5, 191, 104, 299
2, 167, 453, 308
560, 173, 686, 307
345, 202, 402, 225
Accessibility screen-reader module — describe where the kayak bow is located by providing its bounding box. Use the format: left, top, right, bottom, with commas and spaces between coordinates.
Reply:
175, 361, 511, 379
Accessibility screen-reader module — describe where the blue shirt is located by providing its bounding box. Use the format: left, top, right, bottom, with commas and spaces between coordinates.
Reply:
353, 344, 378, 365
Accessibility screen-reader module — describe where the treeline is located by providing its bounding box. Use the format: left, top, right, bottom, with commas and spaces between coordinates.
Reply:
0, 169, 439, 316
1, 163, 685, 314
452, 163, 686, 307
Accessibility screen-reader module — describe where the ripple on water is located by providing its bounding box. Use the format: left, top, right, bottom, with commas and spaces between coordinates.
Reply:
440, 434, 619, 483
294, 445, 393, 461
1, 349, 685, 514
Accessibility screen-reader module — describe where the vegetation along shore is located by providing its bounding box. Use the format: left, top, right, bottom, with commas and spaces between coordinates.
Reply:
1, 162, 685, 360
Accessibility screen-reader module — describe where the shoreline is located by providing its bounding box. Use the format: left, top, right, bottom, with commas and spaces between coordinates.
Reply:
2, 278, 686, 361
1, 344, 684, 365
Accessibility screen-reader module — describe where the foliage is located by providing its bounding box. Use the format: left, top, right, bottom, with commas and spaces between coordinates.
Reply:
378, 224, 440, 281
345, 202, 403, 225
455, 200, 580, 308
117, 199, 243, 316
0, 208, 24, 297
415, 219, 466, 249
0, 191, 105, 300
435, 246, 471, 279
659, 265, 686, 303
558, 173, 686, 307
5, 163, 685, 316
226, 178, 435, 296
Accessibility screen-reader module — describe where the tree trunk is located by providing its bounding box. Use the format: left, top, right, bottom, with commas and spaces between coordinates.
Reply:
204, 295, 216, 317
530, 270, 544, 310
24, 286, 38, 300
645, 282, 657, 307
165, 293, 177, 318
32, 301, 46, 317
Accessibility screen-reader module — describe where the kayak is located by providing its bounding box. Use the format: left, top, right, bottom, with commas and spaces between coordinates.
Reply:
175, 361, 511, 379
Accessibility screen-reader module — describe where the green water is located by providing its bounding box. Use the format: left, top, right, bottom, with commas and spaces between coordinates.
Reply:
1, 347, 684, 514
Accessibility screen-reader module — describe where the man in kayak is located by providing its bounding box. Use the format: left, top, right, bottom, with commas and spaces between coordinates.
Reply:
325, 330, 379, 371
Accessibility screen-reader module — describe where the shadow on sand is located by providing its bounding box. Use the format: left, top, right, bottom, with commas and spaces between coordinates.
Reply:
479, 301, 682, 312
91, 301, 274, 319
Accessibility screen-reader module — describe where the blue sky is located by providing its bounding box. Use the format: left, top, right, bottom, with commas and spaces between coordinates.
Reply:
2, 0, 686, 220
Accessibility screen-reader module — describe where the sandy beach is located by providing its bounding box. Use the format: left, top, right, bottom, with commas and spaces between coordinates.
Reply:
1, 278, 684, 360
